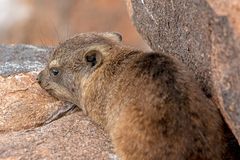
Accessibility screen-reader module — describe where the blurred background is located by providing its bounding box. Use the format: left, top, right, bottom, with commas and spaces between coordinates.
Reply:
0, 0, 148, 49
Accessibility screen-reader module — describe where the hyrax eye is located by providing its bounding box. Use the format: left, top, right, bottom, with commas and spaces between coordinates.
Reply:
86, 54, 97, 66
51, 68, 60, 76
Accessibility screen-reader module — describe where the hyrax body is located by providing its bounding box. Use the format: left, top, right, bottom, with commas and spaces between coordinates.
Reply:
38, 32, 239, 160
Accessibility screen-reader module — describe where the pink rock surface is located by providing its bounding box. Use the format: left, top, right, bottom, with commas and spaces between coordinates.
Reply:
0, 72, 65, 132
0, 113, 114, 160
0, 72, 115, 159
207, 0, 240, 37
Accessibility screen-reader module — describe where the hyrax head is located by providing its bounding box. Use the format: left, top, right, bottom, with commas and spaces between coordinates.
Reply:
37, 32, 122, 107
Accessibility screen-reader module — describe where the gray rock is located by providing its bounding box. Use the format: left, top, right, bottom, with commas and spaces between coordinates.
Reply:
0, 44, 50, 76
126, 0, 240, 143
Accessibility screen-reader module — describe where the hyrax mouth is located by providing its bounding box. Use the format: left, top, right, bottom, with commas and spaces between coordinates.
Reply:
44, 102, 80, 124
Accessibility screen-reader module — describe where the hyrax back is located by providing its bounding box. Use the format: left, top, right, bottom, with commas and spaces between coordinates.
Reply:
38, 32, 240, 160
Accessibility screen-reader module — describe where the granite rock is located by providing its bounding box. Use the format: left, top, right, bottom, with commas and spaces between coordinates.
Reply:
126, 0, 240, 143
0, 113, 114, 160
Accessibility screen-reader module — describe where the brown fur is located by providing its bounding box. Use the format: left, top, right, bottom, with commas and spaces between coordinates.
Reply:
38, 32, 239, 160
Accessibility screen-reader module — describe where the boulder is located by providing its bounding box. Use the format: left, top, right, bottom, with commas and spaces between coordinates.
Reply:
126, 0, 240, 143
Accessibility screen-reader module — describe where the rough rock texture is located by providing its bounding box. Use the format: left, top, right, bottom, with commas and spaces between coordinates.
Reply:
126, 0, 240, 143
0, 113, 114, 160
0, 45, 115, 159
0, 44, 50, 76
0, 72, 66, 132
207, 0, 240, 37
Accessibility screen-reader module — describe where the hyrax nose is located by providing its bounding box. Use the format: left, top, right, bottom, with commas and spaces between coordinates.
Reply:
37, 72, 43, 84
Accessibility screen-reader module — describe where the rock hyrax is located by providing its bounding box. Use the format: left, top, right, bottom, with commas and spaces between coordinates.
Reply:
38, 32, 240, 160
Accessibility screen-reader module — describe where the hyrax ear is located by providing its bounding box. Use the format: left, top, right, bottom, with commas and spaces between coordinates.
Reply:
84, 49, 103, 68
102, 32, 122, 43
